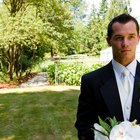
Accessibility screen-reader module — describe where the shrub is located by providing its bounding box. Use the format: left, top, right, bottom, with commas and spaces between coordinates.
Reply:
46, 62, 104, 85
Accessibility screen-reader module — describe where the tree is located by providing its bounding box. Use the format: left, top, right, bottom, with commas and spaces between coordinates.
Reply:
106, 0, 131, 20
0, 6, 47, 80
84, 0, 131, 55
2, 0, 31, 16
34, 0, 83, 56
0, 0, 85, 81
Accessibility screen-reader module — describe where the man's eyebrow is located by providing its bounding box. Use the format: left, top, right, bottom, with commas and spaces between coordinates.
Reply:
128, 33, 137, 36
113, 34, 123, 37
114, 33, 136, 37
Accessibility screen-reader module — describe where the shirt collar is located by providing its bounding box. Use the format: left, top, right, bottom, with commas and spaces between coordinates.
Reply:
112, 59, 137, 77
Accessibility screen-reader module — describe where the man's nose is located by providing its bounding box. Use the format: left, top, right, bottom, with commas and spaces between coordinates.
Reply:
122, 39, 129, 47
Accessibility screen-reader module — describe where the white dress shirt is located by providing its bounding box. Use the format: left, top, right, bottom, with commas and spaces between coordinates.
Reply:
112, 59, 137, 120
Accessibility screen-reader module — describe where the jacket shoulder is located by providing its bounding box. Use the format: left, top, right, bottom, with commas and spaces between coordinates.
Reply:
83, 62, 113, 79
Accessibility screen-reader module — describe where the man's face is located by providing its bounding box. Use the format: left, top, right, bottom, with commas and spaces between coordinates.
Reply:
107, 21, 140, 66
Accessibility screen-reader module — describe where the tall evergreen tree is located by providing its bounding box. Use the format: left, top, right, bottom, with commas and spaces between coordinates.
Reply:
84, 0, 131, 55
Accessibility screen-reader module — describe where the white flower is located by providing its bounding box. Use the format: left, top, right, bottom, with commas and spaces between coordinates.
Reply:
128, 120, 140, 140
109, 121, 133, 140
109, 120, 140, 140
94, 119, 140, 140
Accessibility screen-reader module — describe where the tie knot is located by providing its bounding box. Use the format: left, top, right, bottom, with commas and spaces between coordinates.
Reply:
122, 69, 130, 77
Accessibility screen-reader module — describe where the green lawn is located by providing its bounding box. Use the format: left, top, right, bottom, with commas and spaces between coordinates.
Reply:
0, 87, 79, 140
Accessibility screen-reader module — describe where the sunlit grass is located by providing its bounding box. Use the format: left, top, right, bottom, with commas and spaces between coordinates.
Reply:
0, 88, 79, 140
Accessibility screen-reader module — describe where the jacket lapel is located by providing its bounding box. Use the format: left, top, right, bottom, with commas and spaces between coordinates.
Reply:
130, 61, 140, 123
100, 62, 124, 121
99, 61, 140, 122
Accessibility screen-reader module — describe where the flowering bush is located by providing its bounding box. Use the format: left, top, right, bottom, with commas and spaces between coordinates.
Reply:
93, 117, 140, 140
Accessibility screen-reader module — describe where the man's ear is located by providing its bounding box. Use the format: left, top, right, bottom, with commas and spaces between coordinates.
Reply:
137, 35, 140, 45
106, 37, 111, 46
138, 35, 140, 41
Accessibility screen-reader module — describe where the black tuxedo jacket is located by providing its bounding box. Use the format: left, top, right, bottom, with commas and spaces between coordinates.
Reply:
75, 61, 140, 140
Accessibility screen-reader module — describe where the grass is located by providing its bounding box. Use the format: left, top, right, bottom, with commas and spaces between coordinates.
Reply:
0, 86, 80, 140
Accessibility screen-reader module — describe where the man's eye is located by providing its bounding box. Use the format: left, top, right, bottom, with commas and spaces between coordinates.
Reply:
129, 36, 135, 39
115, 37, 123, 40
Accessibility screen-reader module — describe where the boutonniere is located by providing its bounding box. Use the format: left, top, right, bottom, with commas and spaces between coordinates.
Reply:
92, 117, 140, 140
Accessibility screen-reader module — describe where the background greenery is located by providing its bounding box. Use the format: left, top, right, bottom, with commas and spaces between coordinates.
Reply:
46, 62, 104, 85
0, 1, 133, 139
0, 0, 131, 82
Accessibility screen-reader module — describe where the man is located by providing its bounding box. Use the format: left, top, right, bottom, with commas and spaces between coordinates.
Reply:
75, 13, 140, 140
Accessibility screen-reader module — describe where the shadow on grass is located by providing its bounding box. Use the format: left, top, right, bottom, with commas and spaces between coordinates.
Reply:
0, 89, 79, 140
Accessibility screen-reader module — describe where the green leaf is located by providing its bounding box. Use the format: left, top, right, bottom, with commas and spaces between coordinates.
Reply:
98, 116, 111, 134
108, 116, 119, 128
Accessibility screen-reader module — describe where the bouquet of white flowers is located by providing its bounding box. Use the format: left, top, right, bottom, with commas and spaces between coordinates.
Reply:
93, 117, 140, 140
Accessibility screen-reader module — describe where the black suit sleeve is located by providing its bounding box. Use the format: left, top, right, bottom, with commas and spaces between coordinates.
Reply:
75, 75, 97, 140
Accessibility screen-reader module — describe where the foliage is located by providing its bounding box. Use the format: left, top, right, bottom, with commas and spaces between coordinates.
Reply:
0, 0, 84, 81
3, 0, 32, 16
46, 62, 104, 85
57, 62, 92, 85
0, 88, 79, 140
98, 117, 119, 134
0, 0, 133, 81
0, 72, 9, 82
83, 0, 131, 55
43, 62, 56, 84
72, 21, 88, 54
0, 10, 46, 80
31, 59, 53, 72
32, 0, 85, 56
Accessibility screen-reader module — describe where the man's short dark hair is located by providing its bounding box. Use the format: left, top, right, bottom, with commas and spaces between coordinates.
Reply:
107, 13, 139, 39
